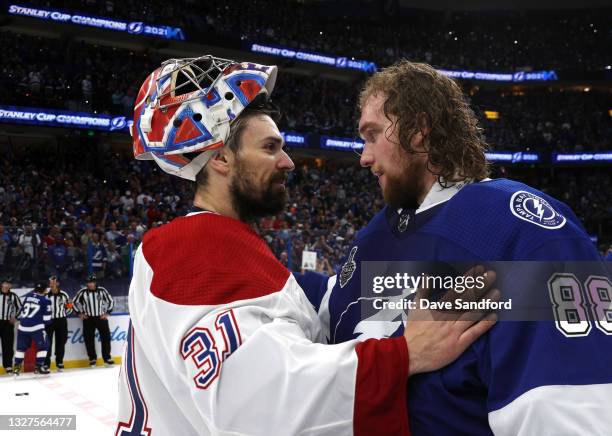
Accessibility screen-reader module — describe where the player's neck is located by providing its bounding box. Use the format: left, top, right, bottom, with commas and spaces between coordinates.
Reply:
193, 188, 239, 221
417, 174, 438, 206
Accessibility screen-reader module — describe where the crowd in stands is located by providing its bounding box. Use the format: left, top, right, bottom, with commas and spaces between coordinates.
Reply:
1, 147, 611, 286
1, 32, 610, 152
0, 147, 382, 283
472, 89, 612, 152
1, 3, 610, 283
21, 0, 611, 71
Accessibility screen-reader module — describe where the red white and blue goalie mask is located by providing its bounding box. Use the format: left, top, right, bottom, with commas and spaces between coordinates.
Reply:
132, 56, 278, 181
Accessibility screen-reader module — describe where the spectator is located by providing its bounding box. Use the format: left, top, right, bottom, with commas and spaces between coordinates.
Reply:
88, 232, 107, 278
47, 235, 68, 278
106, 241, 123, 278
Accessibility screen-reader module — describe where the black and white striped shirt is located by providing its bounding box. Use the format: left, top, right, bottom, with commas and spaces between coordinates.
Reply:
73, 286, 114, 317
46, 288, 73, 319
0, 291, 22, 320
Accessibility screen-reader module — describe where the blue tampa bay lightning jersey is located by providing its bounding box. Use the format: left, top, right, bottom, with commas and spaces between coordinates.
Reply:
18, 292, 52, 331
296, 179, 612, 436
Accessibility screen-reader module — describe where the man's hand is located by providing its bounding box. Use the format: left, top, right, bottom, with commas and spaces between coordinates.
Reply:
79, 313, 88, 320
404, 266, 500, 376
9, 317, 16, 325
100, 313, 108, 320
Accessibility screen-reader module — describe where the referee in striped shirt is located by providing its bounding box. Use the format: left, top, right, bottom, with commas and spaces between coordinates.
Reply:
0, 277, 22, 374
44, 276, 72, 371
73, 274, 115, 367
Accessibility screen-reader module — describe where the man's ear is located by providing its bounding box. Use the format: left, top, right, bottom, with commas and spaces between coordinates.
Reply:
417, 112, 431, 137
410, 112, 431, 151
208, 148, 232, 176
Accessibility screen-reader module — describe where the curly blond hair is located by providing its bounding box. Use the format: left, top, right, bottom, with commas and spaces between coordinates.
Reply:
359, 60, 490, 184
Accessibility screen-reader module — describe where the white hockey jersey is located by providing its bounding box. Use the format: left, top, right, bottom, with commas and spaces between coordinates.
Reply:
116, 212, 410, 436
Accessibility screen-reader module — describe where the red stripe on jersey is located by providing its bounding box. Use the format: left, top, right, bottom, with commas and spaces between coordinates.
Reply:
142, 213, 289, 306
354, 337, 410, 436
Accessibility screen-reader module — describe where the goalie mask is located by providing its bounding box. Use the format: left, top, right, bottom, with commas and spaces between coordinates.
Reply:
132, 56, 278, 181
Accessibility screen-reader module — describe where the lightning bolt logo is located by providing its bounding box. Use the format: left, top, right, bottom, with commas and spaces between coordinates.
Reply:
532, 198, 545, 221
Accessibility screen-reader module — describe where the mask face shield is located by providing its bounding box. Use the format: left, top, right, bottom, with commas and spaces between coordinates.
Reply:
132, 55, 278, 181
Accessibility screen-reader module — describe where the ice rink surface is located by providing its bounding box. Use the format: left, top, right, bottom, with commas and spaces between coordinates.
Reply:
0, 366, 119, 436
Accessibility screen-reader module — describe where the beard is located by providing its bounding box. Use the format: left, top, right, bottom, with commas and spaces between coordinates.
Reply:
230, 158, 288, 222
382, 153, 431, 210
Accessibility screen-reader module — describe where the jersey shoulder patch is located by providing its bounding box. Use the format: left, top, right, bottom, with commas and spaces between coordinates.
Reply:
509, 190, 566, 230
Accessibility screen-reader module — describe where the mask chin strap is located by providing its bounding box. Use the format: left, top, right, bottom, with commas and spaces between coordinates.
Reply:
178, 148, 222, 181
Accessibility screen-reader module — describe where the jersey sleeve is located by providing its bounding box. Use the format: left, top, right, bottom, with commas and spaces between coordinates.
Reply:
119, 216, 411, 436
293, 270, 336, 343
101, 287, 114, 313
72, 289, 85, 313
185, 290, 410, 436
63, 292, 74, 316
12, 293, 23, 318
43, 298, 52, 324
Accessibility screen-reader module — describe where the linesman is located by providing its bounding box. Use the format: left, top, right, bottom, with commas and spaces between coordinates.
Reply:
0, 277, 22, 374
73, 274, 114, 367
44, 275, 72, 371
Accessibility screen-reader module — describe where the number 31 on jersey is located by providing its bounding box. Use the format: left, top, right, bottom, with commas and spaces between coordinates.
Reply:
180, 309, 242, 389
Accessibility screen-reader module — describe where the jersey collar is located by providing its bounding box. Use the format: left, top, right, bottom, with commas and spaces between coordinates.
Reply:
186, 206, 220, 217
416, 180, 468, 214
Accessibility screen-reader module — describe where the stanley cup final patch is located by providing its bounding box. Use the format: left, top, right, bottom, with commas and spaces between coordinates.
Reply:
510, 190, 566, 229
339, 246, 358, 288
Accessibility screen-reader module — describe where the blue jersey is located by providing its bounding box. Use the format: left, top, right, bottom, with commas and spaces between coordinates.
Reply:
18, 292, 52, 332
297, 179, 612, 435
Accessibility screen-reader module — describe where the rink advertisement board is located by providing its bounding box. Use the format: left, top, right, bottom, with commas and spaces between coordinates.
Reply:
281, 131, 308, 147
0, 287, 129, 368
0, 314, 128, 370
0, 105, 132, 132
8, 4, 185, 40
2, 106, 608, 167
553, 152, 612, 163
63, 314, 129, 363
439, 69, 558, 82
485, 151, 541, 163
250, 43, 377, 73
320, 135, 364, 152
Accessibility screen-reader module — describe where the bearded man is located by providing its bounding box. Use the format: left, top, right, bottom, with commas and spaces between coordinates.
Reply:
116, 56, 497, 436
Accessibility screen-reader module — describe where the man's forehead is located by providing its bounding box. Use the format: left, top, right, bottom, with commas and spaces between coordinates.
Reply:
247, 115, 283, 142
359, 93, 387, 130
